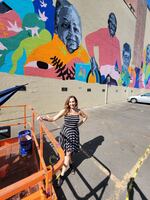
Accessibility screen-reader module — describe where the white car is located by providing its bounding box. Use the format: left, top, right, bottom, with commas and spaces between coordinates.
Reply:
127, 93, 150, 104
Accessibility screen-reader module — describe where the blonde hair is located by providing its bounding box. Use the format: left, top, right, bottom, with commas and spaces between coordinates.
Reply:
64, 95, 78, 115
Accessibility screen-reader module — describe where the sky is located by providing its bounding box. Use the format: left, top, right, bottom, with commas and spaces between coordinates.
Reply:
147, 0, 150, 10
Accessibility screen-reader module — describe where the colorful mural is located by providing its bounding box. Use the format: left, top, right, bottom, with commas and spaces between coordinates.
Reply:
0, 0, 150, 89
141, 44, 150, 88
118, 43, 136, 87
85, 12, 121, 86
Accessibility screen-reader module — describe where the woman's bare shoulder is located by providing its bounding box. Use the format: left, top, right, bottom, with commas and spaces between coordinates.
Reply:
79, 109, 88, 117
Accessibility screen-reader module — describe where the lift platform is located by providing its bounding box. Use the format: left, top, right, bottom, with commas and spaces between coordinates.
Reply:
0, 105, 64, 200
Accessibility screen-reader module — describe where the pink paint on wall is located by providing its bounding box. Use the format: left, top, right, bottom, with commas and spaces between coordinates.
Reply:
85, 28, 121, 72
0, 10, 22, 38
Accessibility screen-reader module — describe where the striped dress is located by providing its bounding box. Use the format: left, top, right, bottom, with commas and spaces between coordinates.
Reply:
60, 115, 80, 153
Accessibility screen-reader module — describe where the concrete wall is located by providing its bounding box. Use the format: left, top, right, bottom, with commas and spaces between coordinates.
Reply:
144, 10, 150, 48
0, 73, 148, 115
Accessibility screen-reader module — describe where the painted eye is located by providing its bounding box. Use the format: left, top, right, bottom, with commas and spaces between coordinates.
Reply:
74, 27, 79, 33
37, 61, 48, 69
61, 23, 69, 29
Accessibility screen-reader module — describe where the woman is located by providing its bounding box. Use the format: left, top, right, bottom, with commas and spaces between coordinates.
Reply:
37, 95, 88, 186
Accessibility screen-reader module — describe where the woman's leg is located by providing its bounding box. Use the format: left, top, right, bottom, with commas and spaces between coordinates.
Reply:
69, 153, 75, 174
61, 151, 71, 176
57, 151, 71, 186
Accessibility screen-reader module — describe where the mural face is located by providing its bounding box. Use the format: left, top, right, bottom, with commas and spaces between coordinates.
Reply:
119, 43, 134, 87
24, 0, 89, 79
0, 0, 150, 89
141, 44, 150, 88
146, 44, 150, 65
122, 43, 131, 68
85, 12, 121, 85
108, 12, 117, 37
55, 4, 82, 53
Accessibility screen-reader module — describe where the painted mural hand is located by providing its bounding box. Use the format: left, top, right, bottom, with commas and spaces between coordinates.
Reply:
7, 21, 23, 33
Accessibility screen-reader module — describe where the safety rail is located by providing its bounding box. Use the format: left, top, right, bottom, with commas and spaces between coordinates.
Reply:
0, 104, 64, 200
0, 105, 27, 128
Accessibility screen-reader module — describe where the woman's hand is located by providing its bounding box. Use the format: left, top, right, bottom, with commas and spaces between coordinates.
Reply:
37, 109, 65, 122
78, 110, 88, 127
37, 115, 49, 121
37, 115, 43, 121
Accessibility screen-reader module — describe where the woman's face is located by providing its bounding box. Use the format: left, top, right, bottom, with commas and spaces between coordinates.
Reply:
69, 97, 76, 109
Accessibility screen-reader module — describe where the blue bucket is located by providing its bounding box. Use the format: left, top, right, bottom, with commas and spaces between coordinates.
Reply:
18, 130, 32, 156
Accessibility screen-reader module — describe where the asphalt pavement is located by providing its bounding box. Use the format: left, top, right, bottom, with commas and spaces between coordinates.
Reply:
1, 102, 150, 200
51, 102, 150, 200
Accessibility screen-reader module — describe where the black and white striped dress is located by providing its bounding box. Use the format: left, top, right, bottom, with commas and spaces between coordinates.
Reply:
60, 115, 80, 153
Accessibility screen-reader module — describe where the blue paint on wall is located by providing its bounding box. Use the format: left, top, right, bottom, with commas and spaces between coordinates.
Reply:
0, 52, 13, 73
15, 50, 26, 75
3, 0, 34, 19
75, 63, 91, 82
146, 0, 150, 10
33, 0, 55, 36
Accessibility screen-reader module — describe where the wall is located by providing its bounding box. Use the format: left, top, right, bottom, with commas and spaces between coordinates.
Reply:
71, 0, 136, 50
133, 0, 147, 67
0, 73, 148, 115
0, 0, 150, 113
144, 9, 150, 47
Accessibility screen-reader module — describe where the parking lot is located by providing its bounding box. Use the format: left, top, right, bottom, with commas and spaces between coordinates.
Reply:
1, 102, 150, 200
51, 102, 150, 200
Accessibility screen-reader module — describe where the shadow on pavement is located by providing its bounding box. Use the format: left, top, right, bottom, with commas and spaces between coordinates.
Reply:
127, 178, 148, 200
54, 135, 111, 200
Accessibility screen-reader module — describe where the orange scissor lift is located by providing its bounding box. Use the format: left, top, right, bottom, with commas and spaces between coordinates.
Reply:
0, 105, 64, 200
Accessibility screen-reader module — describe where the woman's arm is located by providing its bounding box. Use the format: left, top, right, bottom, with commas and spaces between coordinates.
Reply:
78, 110, 88, 127
37, 109, 65, 122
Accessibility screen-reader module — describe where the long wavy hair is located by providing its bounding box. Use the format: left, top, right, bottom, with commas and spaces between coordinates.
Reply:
64, 95, 78, 115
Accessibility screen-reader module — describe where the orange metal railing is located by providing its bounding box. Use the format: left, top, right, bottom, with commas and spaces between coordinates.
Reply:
0, 105, 64, 200
0, 105, 27, 128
